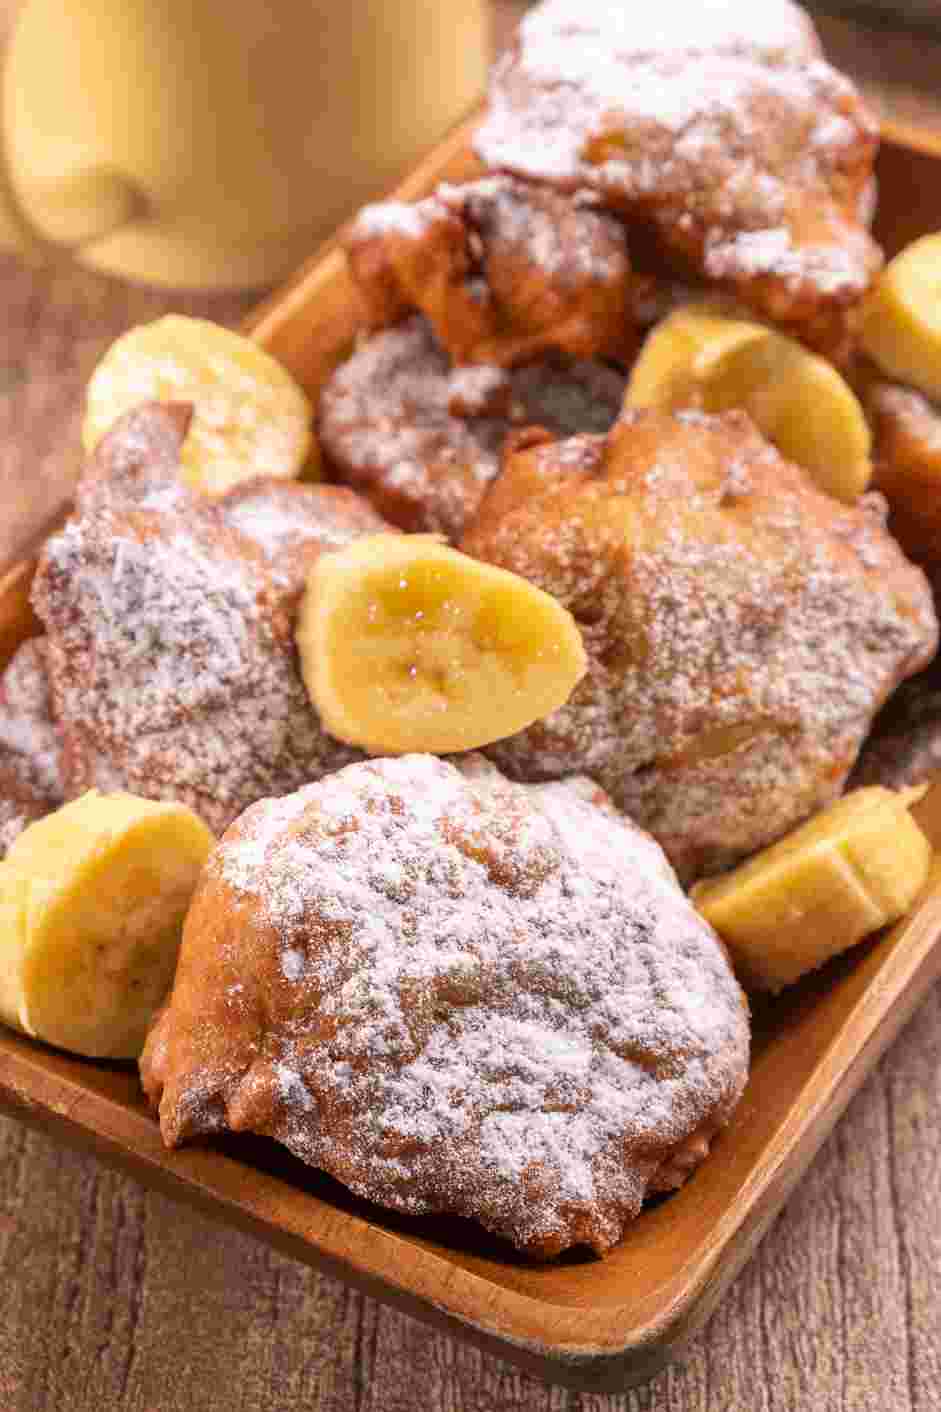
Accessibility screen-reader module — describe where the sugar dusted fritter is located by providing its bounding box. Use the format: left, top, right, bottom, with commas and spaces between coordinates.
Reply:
31, 404, 392, 836
217, 477, 388, 600
474, 0, 882, 340
79, 403, 387, 594
0, 639, 65, 858
141, 754, 749, 1259
346, 176, 642, 367
76, 399, 195, 513
318, 314, 625, 538
868, 380, 941, 574
462, 407, 937, 883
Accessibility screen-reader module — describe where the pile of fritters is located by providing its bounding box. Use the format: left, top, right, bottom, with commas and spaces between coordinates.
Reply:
6, 0, 941, 1261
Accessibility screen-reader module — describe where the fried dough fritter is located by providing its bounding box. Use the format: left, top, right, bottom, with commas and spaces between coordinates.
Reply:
474, 0, 882, 341
0, 639, 65, 858
217, 477, 388, 600
30, 404, 393, 835
868, 380, 941, 574
318, 315, 625, 538
346, 176, 643, 368
140, 753, 749, 1259
462, 408, 937, 883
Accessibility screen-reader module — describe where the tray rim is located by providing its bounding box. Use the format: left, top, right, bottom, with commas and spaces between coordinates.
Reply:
2, 114, 941, 1394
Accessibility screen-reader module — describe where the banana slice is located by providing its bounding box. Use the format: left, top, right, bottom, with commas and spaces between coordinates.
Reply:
626, 303, 768, 410
83, 315, 315, 495
626, 306, 872, 502
707, 335, 872, 503
297, 533, 587, 754
0, 791, 214, 1058
860, 233, 941, 402
691, 786, 932, 993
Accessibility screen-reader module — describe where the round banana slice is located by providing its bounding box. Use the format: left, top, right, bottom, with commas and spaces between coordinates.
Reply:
691, 786, 932, 993
297, 533, 587, 755
83, 315, 315, 495
626, 306, 872, 502
0, 791, 214, 1059
860, 233, 941, 402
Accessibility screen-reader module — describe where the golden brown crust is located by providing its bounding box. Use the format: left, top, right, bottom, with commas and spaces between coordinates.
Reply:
346, 177, 643, 368
462, 408, 937, 883
868, 380, 941, 574
141, 754, 749, 1259
474, 0, 881, 340
31, 404, 392, 836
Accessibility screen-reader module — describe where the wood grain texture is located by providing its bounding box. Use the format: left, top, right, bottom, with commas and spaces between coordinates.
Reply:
1, 1, 941, 1408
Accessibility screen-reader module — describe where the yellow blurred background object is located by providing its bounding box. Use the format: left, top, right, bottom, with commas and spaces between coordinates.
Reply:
0, 0, 488, 289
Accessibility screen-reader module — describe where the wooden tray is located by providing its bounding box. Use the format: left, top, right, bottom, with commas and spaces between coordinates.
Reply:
2, 115, 941, 1395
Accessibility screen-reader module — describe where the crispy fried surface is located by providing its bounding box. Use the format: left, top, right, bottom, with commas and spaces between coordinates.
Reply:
346, 176, 643, 368
474, 0, 881, 339
30, 404, 391, 836
462, 408, 937, 883
0, 639, 65, 857
868, 381, 941, 573
140, 754, 749, 1259
318, 315, 625, 537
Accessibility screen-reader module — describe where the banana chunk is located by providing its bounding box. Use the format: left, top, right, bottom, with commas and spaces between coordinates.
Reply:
297, 533, 587, 755
83, 315, 315, 495
691, 787, 932, 993
626, 306, 872, 502
626, 304, 768, 410
0, 791, 214, 1059
860, 233, 941, 402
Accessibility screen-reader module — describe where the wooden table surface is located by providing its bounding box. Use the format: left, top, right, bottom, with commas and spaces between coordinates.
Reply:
1, 3, 940, 1409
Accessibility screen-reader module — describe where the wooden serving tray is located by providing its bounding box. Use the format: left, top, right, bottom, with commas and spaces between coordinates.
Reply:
2, 115, 941, 1394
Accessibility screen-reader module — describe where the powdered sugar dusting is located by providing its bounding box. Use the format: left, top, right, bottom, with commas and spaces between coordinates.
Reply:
0, 639, 65, 856
463, 409, 937, 882
319, 316, 624, 538
446, 364, 514, 419
346, 175, 637, 368
517, 0, 820, 66
0, 803, 32, 857
217, 479, 388, 589
474, 0, 880, 320
31, 462, 363, 836
869, 380, 941, 463
354, 200, 438, 241
458, 175, 626, 286
145, 754, 749, 1256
